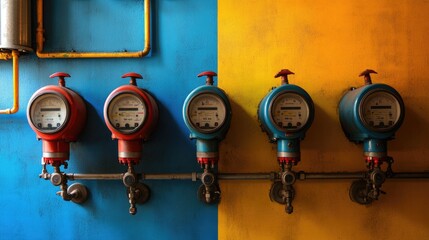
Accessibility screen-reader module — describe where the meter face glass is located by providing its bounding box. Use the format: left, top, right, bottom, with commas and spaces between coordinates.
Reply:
271, 92, 309, 132
360, 91, 401, 131
188, 93, 226, 133
30, 93, 69, 133
107, 93, 147, 134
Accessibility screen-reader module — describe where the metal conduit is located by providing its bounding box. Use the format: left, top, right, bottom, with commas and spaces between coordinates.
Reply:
62, 171, 429, 181
0, 50, 20, 114
68, 173, 124, 180
297, 172, 366, 180
36, 0, 151, 58
218, 172, 276, 180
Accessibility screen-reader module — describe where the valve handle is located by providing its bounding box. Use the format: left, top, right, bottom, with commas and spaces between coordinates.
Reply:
197, 71, 217, 86
122, 72, 143, 86
275, 69, 294, 85
359, 69, 377, 85
50, 72, 70, 87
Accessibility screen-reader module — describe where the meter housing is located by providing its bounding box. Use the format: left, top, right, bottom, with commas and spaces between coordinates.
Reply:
27, 72, 87, 166
183, 71, 232, 166
258, 70, 314, 164
339, 85, 404, 143
104, 73, 158, 165
259, 86, 314, 141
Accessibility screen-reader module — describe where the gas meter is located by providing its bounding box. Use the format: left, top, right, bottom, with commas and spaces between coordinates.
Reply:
258, 69, 314, 214
183, 71, 232, 204
339, 69, 405, 204
27, 72, 87, 166
27, 72, 88, 204
104, 72, 158, 215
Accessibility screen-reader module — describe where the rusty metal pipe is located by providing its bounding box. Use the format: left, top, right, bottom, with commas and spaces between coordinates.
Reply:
218, 172, 276, 180
65, 173, 199, 181
142, 173, 199, 181
389, 172, 429, 179
0, 50, 19, 114
48, 171, 429, 182
296, 172, 366, 180
67, 173, 124, 180
36, 0, 150, 58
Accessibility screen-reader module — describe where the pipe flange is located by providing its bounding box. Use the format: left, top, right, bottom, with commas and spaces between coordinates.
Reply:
67, 183, 89, 204
197, 184, 221, 204
349, 179, 373, 205
269, 181, 286, 204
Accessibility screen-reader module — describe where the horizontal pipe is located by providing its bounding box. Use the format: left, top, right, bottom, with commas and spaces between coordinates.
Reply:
67, 173, 123, 180
389, 172, 429, 179
218, 172, 276, 180
142, 173, 199, 181
61, 171, 429, 181
297, 172, 366, 180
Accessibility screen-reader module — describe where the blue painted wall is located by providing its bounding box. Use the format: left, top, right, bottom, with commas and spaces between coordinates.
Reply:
0, 0, 218, 239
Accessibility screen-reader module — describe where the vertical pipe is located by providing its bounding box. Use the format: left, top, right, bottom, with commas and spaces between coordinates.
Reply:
36, 0, 44, 52
0, 50, 19, 114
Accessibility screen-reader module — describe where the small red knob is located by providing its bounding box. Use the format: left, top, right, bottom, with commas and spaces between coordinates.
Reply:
359, 69, 377, 85
49, 72, 70, 87
275, 69, 294, 85
197, 71, 217, 86
122, 72, 143, 86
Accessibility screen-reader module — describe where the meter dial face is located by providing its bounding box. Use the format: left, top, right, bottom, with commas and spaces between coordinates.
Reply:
360, 91, 402, 131
107, 93, 147, 134
270, 92, 309, 132
187, 93, 227, 133
30, 93, 69, 133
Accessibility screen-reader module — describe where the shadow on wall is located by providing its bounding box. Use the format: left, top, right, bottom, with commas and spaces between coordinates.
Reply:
220, 97, 278, 172
138, 94, 199, 174
389, 103, 429, 170
302, 102, 363, 171
390, 102, 429, 151
71, 100, 118, 173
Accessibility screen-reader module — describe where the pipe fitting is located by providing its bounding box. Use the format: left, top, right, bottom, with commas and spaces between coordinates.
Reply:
123, 172, 137, 188
50, 172, 63, 186
201, 171, 215, 187
281, 171, 296, 186
370, 168, 386, 187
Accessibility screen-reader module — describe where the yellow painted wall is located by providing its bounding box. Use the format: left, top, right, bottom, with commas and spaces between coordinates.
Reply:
218, 0, 429, 239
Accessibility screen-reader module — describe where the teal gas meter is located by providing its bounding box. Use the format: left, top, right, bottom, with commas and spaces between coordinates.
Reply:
258, 69, 314, 165
258, 69, 314, 214
183, 71, 232, 204
183, 71, 232, 167
339, 69, 404, 163
339, 69, 405, 204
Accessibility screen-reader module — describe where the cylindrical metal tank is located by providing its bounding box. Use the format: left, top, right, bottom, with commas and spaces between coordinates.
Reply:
0, 0, 32, 52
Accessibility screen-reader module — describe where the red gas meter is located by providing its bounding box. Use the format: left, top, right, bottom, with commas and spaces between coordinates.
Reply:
27, 72, 88, 204
103, 72, 158, 165
103, 72, 158, 215
27, 72, 87, 166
